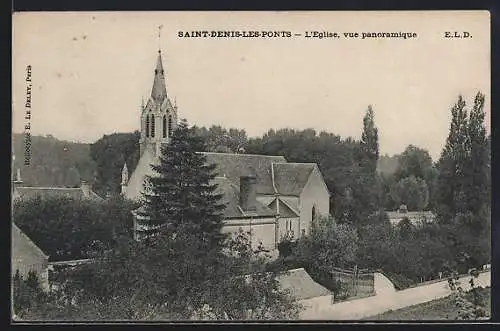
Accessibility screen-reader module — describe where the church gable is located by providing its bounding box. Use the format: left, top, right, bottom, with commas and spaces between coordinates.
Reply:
272, 163, 315, 196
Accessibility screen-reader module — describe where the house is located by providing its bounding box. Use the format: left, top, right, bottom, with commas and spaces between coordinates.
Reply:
12, 168, 103, 202
11, 223, 49, 291
122, 47, 331, 251
386, 204, 435, 227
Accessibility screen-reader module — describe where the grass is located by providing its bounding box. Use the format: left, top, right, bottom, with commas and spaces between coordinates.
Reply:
364, 287, 491, 320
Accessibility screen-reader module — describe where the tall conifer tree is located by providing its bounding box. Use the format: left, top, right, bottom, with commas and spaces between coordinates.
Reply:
137, 119, 227, 251
361, 105, 379, 174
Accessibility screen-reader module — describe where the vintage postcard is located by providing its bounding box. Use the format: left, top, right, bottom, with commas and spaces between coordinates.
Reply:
12, 11, 491, 322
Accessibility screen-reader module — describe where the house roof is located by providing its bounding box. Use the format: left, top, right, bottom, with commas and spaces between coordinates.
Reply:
213, 177, 276, 219
279, 196, 300, 215
386, 210, 435, 220
276, 268, 331, 300
14, 186, 103, 201
202, 152, 286, 195
273, 163, 315, 196
12, 223, 49, 260
133, 177, 276, 220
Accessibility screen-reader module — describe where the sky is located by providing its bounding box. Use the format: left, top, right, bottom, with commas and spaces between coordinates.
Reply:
12, 11, 490, 160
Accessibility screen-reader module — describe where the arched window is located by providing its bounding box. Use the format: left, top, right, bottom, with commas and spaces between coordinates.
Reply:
162, 115, 167, 138
145, 115, 150, 138
151, 115, 155, 138
168, 115, 173, 137
311, 206, 317, 229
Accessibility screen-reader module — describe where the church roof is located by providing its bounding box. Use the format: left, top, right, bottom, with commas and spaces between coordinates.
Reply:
202, 152, 287, 195
272, 163, 315, 196
126, 151, 322, 202
213, 177, 275, 219
151, 51, 168, 103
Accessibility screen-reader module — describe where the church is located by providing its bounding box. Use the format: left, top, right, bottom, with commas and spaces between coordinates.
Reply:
121, 48, 331, 252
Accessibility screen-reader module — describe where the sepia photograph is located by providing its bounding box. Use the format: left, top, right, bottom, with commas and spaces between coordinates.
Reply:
11, 11, 491, 321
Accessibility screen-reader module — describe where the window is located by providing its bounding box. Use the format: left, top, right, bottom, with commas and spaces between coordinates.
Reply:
162, 115, 167, 138
311, 206, 318, 231
151, 115, 155, 138
168, 115, 173, 137
145, 115, 150, 138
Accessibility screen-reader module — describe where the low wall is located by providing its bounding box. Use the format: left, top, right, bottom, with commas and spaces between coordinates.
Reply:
299, 270, 490, 320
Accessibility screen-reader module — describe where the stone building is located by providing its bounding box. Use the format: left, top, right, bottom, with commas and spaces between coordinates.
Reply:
11, 223, 49, 291
386, 204, 435, 227
122, 48, 331, 251
12, 168, 102, 202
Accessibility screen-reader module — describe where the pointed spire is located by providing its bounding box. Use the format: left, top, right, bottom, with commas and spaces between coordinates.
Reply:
121, 162, 129, 185
151, 50, 167, 103
141, 97, 145, 110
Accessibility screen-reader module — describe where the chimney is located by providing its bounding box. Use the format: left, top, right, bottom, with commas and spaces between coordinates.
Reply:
81, 180, 91, 198
239, 175, 257, 212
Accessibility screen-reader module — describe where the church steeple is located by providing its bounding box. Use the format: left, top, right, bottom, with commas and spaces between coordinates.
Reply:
139, 41, 179, 159
151, 50, 167, 103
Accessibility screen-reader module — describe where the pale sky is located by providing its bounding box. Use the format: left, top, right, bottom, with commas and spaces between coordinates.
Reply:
12, 11, 490, 160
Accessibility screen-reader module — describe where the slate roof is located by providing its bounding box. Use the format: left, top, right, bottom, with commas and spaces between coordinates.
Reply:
133, 177, 276, 220
202, 152, 286, 195
386, 210, 435, 220
14, 186, 103, 201
151, 51, 168, 103
127, 152, 322, 206
273, 163, 315, 196
276, 268, 331, 300
213, 177, 276, 219
279, 196, 300, 215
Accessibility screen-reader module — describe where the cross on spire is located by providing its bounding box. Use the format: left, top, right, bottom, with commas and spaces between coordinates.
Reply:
158, 24, 164, 54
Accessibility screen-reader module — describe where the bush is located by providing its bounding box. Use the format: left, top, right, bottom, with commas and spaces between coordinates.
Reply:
383, 272, 415, 290
277, 237, 297, 258
13, 270, 47, 317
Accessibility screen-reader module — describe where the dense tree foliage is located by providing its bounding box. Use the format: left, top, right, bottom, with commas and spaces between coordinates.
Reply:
390, 175, 429, 211
13, 196, 137, 261
16, 121, 300, 321
244, 109, 380, 227
191, 125, 248, 153
89, 131, 141, 196
137, 119, 227, 248
12, 133, 96, 187
394, 145, 434, 181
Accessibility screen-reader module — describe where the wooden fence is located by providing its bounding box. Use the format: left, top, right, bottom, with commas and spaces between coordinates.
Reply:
330, 266, 375, 299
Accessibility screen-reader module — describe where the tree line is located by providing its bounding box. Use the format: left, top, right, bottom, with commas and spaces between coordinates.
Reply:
12, 92, 490, 319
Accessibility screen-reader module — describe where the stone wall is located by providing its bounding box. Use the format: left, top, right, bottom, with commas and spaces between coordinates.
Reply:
298, 270, 491, 320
